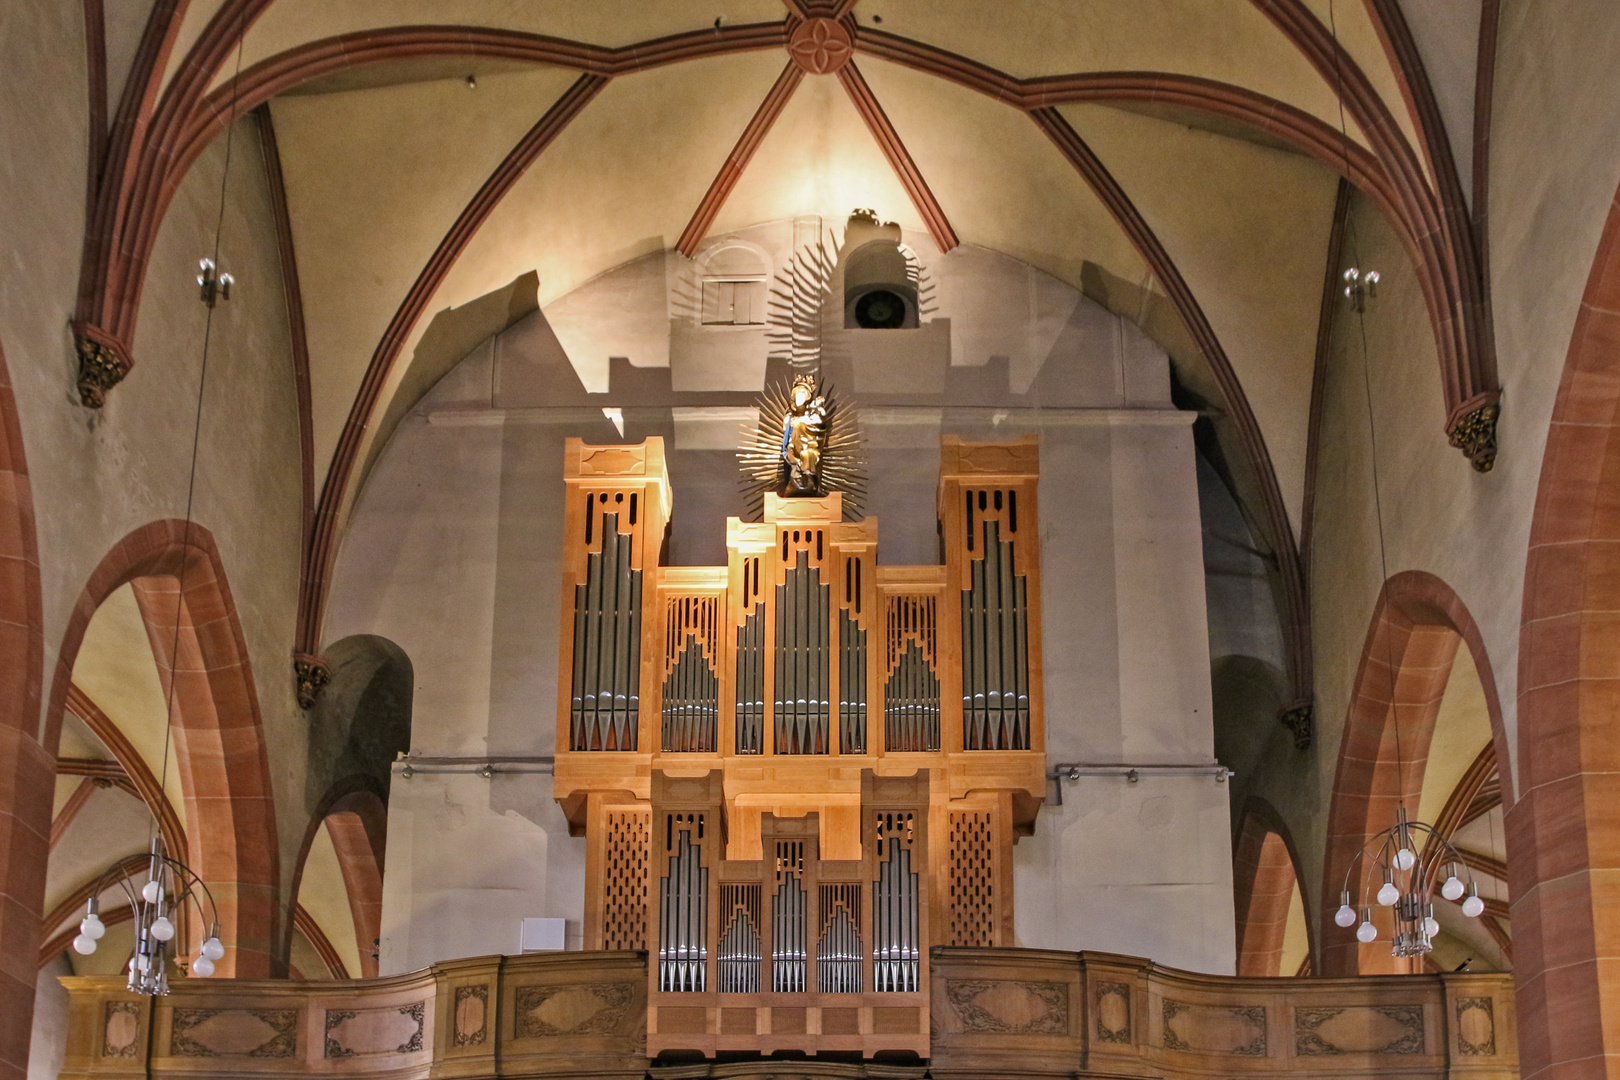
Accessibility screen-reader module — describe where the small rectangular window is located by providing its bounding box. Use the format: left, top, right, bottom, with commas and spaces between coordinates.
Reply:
701, 278, 767, 325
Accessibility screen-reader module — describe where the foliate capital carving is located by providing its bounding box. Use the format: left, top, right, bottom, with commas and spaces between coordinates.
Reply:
73, 326, 132, 408
1278, 699, 1313, 750
1447, 395, 1500, 473
293, 653, 330, 710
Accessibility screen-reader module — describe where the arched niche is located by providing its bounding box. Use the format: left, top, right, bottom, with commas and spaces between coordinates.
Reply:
304, 635, 414, 808
284, 778, 388, 979
695, 239, 770, 327
842, 239, 920, 330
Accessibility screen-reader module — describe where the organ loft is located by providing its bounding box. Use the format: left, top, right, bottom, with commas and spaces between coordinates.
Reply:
552, 422, 1047, 1057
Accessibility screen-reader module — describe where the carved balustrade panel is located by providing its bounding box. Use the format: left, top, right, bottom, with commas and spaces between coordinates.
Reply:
56, 949, 1515, 1080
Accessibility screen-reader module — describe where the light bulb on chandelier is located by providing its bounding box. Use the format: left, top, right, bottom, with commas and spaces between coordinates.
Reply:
1338, 806, 1486, 960
1441, 866, 1465, 901
76, 839, 223, 994
1334, 890, 1357, 928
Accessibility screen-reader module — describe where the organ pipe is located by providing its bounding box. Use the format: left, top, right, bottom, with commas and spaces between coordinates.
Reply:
570, 512, 641, 751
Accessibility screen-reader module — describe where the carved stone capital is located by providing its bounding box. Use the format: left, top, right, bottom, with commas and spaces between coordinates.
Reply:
72, 326, 132, 408
1278, 699, 1313, 751
293, 653, 331, 710
1447, 395, 1500, 473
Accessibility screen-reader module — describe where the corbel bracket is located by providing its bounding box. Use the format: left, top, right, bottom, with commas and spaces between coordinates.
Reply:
1447, 393, 1501, 473
1278, 698, 1314, 751
72, 324, 132, 408
293, 653, 331, 710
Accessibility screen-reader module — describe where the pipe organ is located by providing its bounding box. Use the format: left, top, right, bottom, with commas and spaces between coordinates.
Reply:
554, 436, 1046, 1058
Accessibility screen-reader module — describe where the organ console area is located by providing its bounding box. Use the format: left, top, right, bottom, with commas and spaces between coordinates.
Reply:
551, 435, 1048, 1058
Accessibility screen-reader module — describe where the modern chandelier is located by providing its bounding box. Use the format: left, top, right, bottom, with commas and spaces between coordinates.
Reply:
1332, 807, 1487, 955
72, 838, 225, 991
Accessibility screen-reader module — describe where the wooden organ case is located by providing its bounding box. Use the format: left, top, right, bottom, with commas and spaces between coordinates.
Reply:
553, 436, 1047, 1059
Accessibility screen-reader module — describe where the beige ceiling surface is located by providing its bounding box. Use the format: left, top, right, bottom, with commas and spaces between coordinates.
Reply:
1416, 643, 1492, 828
338, 50, 791, 501
214, 0, 788, 96
710, 72, 927, 240
299, 820, 363, 978
137, 1, 1467, 632
71, 583, 188, 831
270, 65, 583, 487
1061, 101, 1340, 535
1297, 0, 1431, 187
865, 0, 1362, 148
431, 52, 793, 310
855, 58, 1150, 294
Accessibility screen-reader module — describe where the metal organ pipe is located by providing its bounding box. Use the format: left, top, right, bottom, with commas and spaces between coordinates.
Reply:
659, 817, 707, 992
571, 511, 641, 751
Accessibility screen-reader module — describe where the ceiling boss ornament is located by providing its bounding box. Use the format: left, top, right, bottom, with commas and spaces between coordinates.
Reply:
738, 375, 866, 520
788, 17, 853, 75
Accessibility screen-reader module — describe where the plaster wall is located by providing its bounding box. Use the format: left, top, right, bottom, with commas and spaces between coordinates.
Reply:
2, 0, 305, 1011
1195, 2, 1620, 966
334, 234, 1232, 974
1245, 0, 1620, 950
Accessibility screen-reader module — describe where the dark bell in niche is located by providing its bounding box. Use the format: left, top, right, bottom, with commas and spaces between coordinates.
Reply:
853, 289, 907, 329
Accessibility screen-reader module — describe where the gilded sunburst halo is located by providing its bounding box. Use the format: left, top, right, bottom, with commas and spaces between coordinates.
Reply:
737, 375, 866, 521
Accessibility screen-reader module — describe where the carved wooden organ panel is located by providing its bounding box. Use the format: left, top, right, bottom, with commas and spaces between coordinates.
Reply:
553, 435, 1045, 1058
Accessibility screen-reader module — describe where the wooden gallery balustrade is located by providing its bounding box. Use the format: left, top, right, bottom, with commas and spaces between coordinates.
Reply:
57, 948, 1517, 1078
553, 435, 1048, 1057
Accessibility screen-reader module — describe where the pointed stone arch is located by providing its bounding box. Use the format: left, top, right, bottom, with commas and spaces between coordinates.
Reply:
287, 778, 387, 979
0, 337, 47, 1080
46, 520, 279, 977
1513, 180, 1620, 1080
1319, 570, 1506, 976
1233, 797, 1313, 977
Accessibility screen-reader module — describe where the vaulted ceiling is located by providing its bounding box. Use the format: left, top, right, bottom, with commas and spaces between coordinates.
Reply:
76, 0, 1497, 715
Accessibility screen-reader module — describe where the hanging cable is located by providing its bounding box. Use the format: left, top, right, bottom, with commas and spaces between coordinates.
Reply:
82, 10, 253, 993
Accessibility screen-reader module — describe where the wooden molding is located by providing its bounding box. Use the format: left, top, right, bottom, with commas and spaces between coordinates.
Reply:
677, 62, 804, 258
837, 61, 959, 253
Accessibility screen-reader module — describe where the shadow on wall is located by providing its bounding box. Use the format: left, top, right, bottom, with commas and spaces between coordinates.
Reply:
1210, 655, 1290, 832
304, 635, 413, 813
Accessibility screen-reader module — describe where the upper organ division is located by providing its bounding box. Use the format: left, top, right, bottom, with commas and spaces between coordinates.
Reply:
552, 436, 1047, 1059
